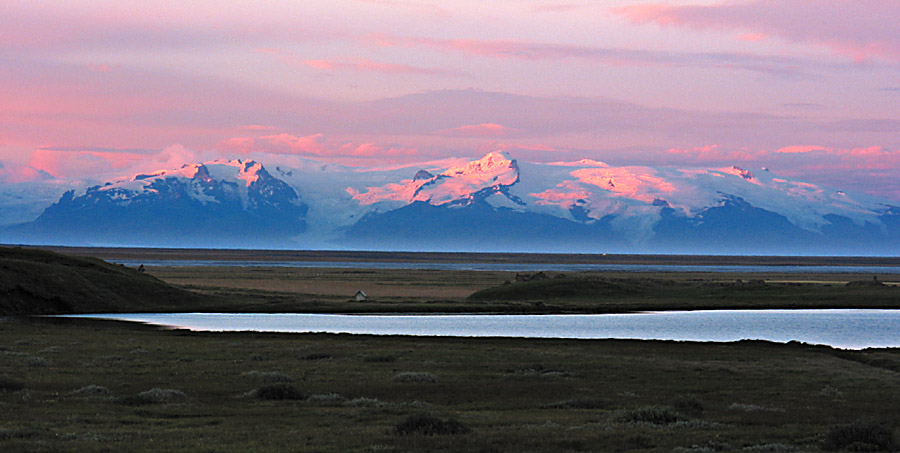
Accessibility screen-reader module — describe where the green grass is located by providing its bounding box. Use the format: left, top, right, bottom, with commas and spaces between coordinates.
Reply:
2, 317, 900, 451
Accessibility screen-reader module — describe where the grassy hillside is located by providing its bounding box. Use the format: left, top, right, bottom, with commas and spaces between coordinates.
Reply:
0, 247, 206, 315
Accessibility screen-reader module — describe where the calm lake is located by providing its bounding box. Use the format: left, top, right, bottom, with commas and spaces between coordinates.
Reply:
65, 309, 900, 350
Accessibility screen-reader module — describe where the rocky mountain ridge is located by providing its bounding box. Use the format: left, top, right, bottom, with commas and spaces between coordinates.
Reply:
3, 152, 898, 254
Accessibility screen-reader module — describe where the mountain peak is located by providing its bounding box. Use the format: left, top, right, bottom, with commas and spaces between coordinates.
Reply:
348, 151, 520, 206
442, 151, 516, 178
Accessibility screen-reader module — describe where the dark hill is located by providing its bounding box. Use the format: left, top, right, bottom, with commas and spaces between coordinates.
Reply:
0, 247, 206, 315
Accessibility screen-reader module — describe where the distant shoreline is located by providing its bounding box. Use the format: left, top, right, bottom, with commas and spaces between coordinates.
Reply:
9, 244, 900, 267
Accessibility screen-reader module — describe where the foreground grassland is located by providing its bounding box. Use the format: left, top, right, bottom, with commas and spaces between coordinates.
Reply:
3, 317, 900, 452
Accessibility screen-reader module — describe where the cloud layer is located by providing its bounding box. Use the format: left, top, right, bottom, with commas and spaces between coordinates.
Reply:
1, 1, 898, 202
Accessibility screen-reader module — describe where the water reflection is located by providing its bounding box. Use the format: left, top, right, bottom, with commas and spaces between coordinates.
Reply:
63, 309, 900, 350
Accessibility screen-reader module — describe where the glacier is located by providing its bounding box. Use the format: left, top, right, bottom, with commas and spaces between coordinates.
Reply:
2, 152, 899, 254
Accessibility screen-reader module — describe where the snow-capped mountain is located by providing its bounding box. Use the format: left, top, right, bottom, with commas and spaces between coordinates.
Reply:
3, 152, 899, 254
4, 160, 307, 248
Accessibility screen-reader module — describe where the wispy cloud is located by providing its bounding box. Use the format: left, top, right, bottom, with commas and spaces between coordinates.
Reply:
257, 48, 464, 77
222, 133, 418, 159
437, 123, 515, 137
610, 1, 900, 63
365, 33, 843, 77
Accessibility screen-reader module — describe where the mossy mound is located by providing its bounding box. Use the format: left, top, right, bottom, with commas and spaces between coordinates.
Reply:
0, 247, 204, 315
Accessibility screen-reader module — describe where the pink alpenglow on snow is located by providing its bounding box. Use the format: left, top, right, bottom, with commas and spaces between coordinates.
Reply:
349, 152, 519, 206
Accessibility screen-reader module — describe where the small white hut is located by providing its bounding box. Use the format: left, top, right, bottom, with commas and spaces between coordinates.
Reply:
355, 290, 367, 301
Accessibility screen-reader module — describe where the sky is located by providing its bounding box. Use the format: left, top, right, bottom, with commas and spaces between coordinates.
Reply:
2, 0, 899, 199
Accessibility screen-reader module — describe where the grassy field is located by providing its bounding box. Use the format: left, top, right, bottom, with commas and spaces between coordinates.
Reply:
3, 317, 900, 452
8, 245, 900, 315
4, 246, 900, 451
142, 265, 900, 314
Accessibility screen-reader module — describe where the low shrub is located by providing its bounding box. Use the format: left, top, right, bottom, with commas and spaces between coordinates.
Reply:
243, 371, 294, 383
0, 428, 39, 440
615, 406, 683, 425
674, 395, 705, 417
344, 397, 388, 408
728, 403, 783, 413
307, 393, 347, 405
362, 355, 397, 363
26, 356, 52, 367
673, 440, 731, 452
394, 412, 470, 436
546, 397, 608, 409
72, 385, 111, 397
822, 421, 895, 452
301, 353, 332, 361
253, 383, 307, 401
121, 388, 187, 405
742, 443, 796, 452
394, 372, 438, 383
0, 376, 24, 392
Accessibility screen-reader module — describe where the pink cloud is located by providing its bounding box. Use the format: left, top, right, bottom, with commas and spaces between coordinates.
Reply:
27, 149, 146, 178
259, 133, 327, 155
775, 145, 827, 154
737, 33, 767, 42
239, 124, 280, 132
364, 33, 829, 77
220, 137, 258, 154
437, 123, 514, 137
258, 48, 461, 76
224, 133, 418, 159
663, 144, 762, 162
610, 1, 900, 63
0, 163, 54, 183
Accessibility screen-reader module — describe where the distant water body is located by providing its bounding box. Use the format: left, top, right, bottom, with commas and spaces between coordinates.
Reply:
64, 310, 900, 350
112, 259, 900, 274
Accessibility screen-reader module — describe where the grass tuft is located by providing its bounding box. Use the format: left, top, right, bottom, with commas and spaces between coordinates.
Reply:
362, 354, 398, 363
673, 395, 705, 417
26, 356, 52, 367
0, 376, 25, 392
72, 385, 111, 397
394, 412, 471, 436
307, 393, 347, 405
242, 371, 294, 383
545, 397, 608, 409
614, 406, 684, 425
121, 388, 187, 405
251, 383, 307, 401
822, 421, 895, 452
394, 372, 438, 383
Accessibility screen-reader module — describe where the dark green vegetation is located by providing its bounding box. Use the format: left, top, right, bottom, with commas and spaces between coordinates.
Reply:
0, 247, 209, 315
469, 275, 900, 312
2, 317, 900, 452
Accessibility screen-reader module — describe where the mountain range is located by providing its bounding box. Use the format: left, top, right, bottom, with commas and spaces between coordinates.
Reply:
3, 152, 899, 254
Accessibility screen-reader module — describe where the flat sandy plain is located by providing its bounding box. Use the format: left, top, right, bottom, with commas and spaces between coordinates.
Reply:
3, 247, 900, 452
29, 246, 900, 313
